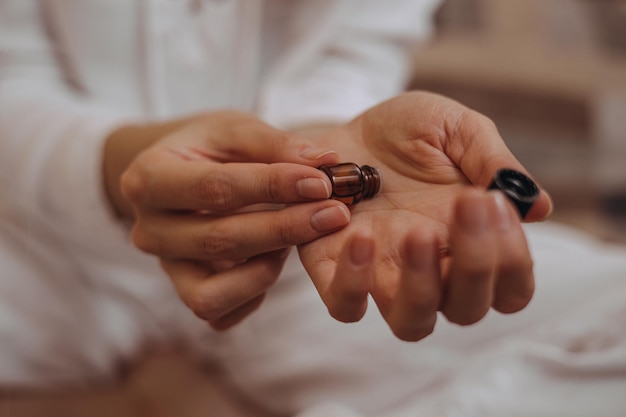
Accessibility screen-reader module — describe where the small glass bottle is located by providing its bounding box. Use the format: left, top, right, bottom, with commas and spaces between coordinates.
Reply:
318, 163, 382, 206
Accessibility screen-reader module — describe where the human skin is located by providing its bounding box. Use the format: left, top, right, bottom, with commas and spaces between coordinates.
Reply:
105, 111, 348, 330
104, 91, 552, 339
298, 91, 552, 341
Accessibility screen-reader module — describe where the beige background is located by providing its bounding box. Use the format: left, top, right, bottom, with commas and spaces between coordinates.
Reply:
412, 0, 626, 242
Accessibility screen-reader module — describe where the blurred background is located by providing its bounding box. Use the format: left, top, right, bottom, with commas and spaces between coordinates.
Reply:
4, 0, 626, 415
412, 0, 626, 242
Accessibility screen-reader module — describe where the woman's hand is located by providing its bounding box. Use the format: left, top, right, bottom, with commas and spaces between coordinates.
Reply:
107, 111, 350, 330
299, 92, 553, 341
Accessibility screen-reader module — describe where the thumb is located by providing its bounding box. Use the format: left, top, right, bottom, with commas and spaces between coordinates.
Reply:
447, 109, 553, 222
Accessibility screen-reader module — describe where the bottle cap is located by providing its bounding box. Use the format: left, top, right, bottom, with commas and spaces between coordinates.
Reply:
488, 169, 539, 219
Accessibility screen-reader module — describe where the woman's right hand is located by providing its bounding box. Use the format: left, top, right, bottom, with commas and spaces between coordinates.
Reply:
105, 111, 349, 330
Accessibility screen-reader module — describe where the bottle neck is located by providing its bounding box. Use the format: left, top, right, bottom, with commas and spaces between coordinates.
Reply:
361, 165, 381, 199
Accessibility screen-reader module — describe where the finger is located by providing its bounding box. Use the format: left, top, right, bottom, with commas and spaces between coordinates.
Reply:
132, 200, 350, 261
319, 232, 375, 323
161, 249, 289, 323
443, 107, 553, 222
383, 229, 440, 341
178, 111, 340, 166
441, 190, 497, 325
123, 156, 335, 211
209, 294, 267, 331
490, 192, 535, 314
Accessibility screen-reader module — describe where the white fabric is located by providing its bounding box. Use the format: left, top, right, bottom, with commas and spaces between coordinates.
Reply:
0, 0, 437, 394
192, 223, 626, 417
2, 1, 626, 417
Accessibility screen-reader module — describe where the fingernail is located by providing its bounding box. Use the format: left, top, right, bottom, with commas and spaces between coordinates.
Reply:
311, 205, 350, 232
349, 236, 374, 267
491, 191, 512, 231
299, 147, 337, 160
296, 177, 331, 199
458, 194, 488, 234
544, 192, 554, 219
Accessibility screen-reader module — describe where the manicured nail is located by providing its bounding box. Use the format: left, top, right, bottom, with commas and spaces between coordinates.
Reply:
458, 193, 489, 234
310, 205, 350, 232
349, 235, 374, 267
491, 191, 512, 231
296, 177, 331, 199
299, 147, 337, 160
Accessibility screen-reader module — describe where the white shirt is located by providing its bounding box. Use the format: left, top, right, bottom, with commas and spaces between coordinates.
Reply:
0, 0, 439, 386
2, 4, 626, 417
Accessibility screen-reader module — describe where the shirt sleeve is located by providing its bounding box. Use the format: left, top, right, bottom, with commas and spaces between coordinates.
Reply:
256, 0, 441, 130
0, 1, 131, 248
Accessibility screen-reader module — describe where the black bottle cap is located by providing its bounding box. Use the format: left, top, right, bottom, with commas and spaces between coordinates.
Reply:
488, 169, 539, 219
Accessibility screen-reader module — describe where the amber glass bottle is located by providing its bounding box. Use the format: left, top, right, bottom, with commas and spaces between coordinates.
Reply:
318, 163, 382, 206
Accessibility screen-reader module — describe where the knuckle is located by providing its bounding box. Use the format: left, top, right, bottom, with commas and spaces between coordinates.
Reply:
130, 223, 159, 254
247, 258, 282, 289
263, 169, 284, 203
192, 172, 235, 210
265, 131, 299, 160
200, 227, 241, 260
269, 130, 293, 149
187, 291, 222, 323
262, 211, 307, 247
120, 169, 147, 204
274, 218, 303, 246
276, 131, 294, 143
208, 295, 267, 332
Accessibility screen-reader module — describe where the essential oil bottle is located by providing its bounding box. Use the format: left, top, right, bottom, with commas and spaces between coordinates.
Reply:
318, 163, 382, 206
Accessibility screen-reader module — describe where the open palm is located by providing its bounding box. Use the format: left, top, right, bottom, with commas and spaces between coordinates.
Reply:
299, 92, 552, 341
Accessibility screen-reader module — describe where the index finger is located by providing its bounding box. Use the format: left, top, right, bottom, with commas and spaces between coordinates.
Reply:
122, 156, 335, 211
164, 112, 340, 165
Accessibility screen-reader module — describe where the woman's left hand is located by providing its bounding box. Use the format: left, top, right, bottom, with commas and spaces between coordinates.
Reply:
298, 91, 553, 341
